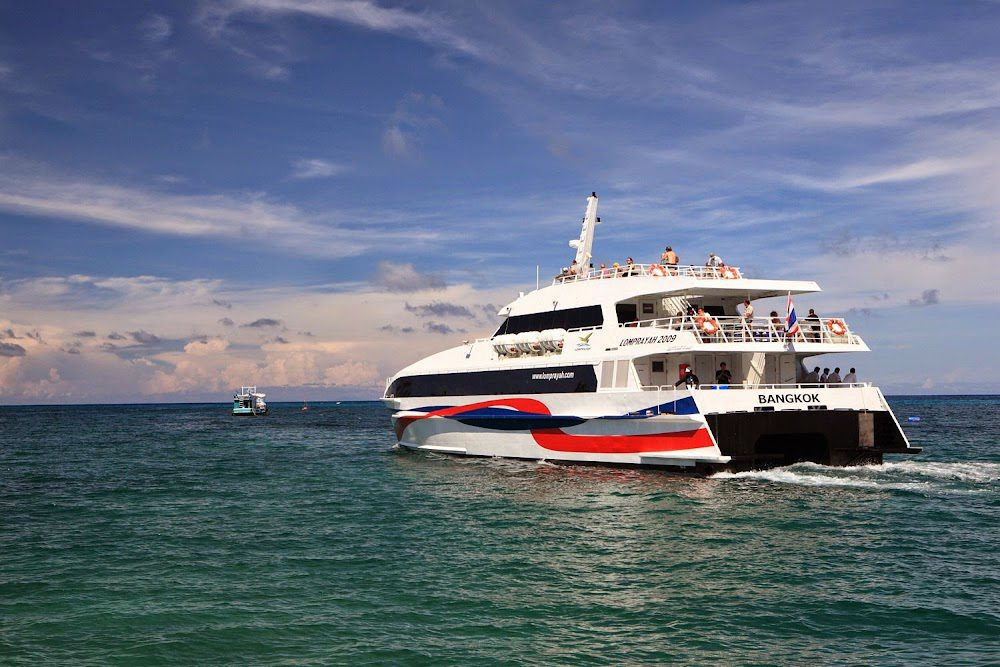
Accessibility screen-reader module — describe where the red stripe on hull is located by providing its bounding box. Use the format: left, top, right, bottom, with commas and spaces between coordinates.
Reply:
531, 427, 714, 454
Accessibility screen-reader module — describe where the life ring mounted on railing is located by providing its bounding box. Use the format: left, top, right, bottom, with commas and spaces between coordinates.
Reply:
826, 319, 847, 336
700, 318, 719, 335
649, 264, 667, 277
721, 266, 740, 279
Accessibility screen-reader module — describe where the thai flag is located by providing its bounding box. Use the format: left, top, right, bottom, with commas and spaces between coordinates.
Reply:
785, 292, 801, 337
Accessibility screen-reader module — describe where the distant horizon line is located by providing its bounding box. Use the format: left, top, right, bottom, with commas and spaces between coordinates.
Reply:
1, 393, 997, 408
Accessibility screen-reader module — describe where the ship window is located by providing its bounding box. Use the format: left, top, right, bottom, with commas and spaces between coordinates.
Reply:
601, 360, 614, 387
493, 305, 603, 336
641, 302, 655, 314
614, 360, 630, 388
651, 360, 665, 373
616, 303, 638, 324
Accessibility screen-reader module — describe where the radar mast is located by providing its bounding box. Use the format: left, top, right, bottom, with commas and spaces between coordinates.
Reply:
569, 192, 599, 269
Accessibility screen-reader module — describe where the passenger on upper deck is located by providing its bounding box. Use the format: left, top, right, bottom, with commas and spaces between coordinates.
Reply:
623, 257, 638, 277
805, 308, 821, 341
661, 246, 679, 274
844, 368, 858, 384
804, 366, 820, 383
675, 367, 700, 389
612, 261, 621, 277
829, 367, 842, 384
706, 252, 723, 277
568, 259, 580, 276
741, 299, 754, 323
820, 368, 830, 383
599, 263, 609, 278
715, 362, 732, 385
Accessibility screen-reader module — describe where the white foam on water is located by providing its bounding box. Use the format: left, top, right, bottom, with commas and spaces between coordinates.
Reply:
868, 460, 1000, 484
711, 460, 998, 492
711, 467, 928, 491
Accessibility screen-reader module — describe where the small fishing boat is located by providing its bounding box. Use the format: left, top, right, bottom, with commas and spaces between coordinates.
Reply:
233, 386, 268, 416
302, 403, 309, 412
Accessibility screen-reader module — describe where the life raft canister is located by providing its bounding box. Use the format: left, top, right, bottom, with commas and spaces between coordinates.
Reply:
700, 318, 719, 335
827, 319, 847, 336
721, 266, 740, 279
649, 264, 667, 277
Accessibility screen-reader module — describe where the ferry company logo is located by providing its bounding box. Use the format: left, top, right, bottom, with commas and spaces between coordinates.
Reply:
575, 331, 594, 351
531, 371, 576, 381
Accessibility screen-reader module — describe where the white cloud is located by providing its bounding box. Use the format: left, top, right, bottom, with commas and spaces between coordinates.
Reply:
289, 158, 348, 180
183, 338, 229, 355
200, 0, 483, 58
0, 165, 438, 259
381, 125, 410, 158
140, 14, 173, 44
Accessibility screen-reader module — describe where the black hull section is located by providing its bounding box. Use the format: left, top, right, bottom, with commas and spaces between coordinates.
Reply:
706, 410, 918, 472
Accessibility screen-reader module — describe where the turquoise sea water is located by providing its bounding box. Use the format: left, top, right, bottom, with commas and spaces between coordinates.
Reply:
1, 397, 998, 665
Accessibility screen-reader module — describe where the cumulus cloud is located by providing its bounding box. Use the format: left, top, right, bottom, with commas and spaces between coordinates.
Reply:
424, 321, 455, 335
908, 289, 940, 307
107, 332, 127, 340
212, 298, 232, 309
372, 261, 446, 292
129, 330, 161, 344
73, 330, 97, 337
289, 158, 348, 180
183, 338, 229, 355
0, 342, 27, 357
404, 301, 475, 318
379, 324, 415, 334
218, 317, 235, 326
241, 318, 282, 328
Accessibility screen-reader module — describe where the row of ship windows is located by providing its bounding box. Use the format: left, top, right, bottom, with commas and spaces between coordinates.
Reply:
493, 303, 729, 336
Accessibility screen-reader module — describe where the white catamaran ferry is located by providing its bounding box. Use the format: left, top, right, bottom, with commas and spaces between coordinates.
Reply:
382, 193, 920, 472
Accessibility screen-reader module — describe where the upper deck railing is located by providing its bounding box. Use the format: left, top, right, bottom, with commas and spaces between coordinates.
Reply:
621, 315, 861, 345
471, 314, 859, 353
554, 263, 743, 284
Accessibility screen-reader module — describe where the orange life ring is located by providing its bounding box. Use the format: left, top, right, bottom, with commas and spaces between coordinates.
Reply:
650, 264, 667, 277
700, 318, 719, 335
826, 319, 847, 336
721, 266, 740, 279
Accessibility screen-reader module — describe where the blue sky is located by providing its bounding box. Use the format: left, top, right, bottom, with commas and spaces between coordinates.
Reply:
1, 0, 998, 403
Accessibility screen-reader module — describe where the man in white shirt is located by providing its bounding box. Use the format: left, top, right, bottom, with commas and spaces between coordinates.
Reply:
828, 367, 842, 384
804, 366, 820, 383
843, 368, 857, 384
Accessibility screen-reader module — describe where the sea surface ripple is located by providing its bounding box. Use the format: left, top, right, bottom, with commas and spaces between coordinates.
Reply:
1, 396, 998, 665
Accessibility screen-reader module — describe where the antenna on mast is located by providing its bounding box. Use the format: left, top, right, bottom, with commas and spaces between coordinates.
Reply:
568, 191, 599, 269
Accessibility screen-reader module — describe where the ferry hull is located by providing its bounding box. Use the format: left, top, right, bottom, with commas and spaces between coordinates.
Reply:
387, 388, 919, 472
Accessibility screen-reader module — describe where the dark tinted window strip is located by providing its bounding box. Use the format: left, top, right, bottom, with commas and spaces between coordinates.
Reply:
493, 305, 604, 336
387, 365, 598, 398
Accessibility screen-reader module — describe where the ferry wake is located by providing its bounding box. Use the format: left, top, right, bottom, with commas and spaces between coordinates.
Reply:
382, 193, 920, 472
